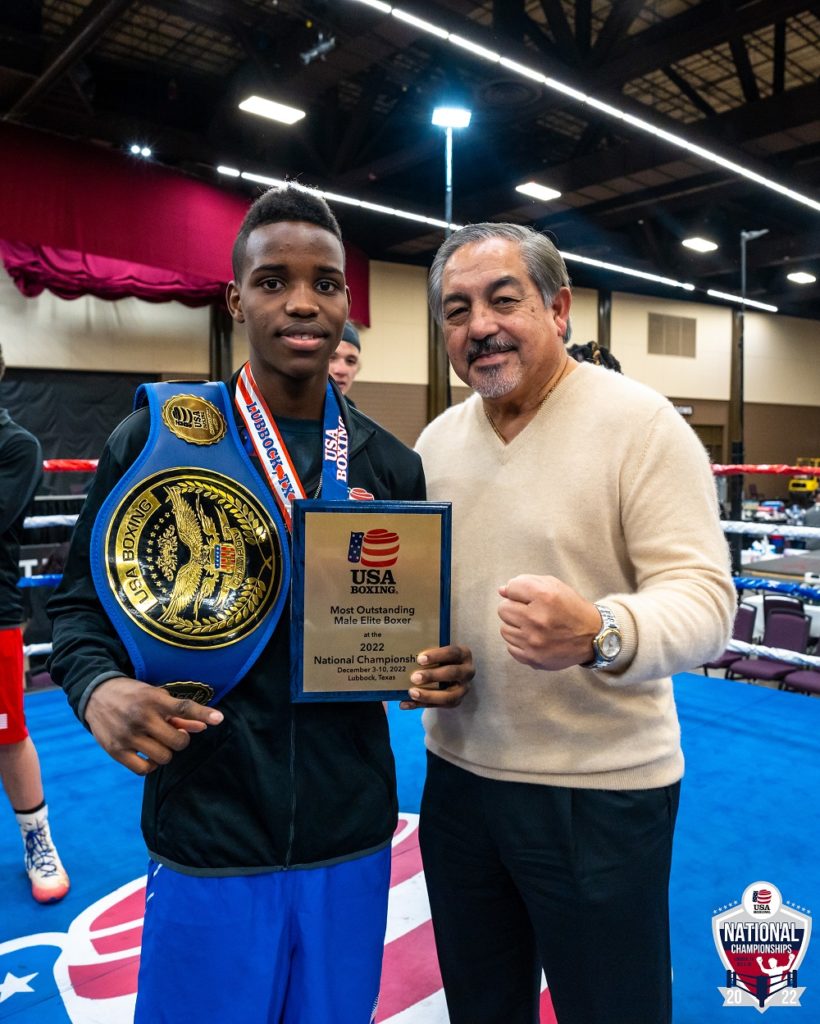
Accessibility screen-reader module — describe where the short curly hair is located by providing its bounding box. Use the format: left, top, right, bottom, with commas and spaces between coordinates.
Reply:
231, 184, 343, 280
567, 340, 622, 373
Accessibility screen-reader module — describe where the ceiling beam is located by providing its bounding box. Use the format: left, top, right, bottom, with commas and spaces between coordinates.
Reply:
538, 0, 577, 55
519, 14, 564, 64
684, 228, 820, 278
590, 0, 644, 62
662, 65, 718, 118
330, 68, 390, 175
4, 0, 134, 121
491, 0, 525, 38
333, 135, 441, 191
451, 77, 820, 229
727, 33, 761, 103
773, 19, 786, 94
586, 0, 812, 92
575, 0, 591, 55
757, 286, 820, 310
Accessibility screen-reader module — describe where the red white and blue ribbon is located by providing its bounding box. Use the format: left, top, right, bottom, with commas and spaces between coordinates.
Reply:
235, 362, 350, 529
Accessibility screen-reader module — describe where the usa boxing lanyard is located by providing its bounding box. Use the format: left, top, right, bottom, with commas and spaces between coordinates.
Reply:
235, 362, 349, 530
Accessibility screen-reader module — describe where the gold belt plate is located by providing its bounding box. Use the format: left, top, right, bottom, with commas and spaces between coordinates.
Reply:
105, 468, 283, 649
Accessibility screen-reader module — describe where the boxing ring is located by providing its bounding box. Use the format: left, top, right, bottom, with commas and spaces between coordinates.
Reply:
22, 459, 820, 677
7, 457, 820, 1023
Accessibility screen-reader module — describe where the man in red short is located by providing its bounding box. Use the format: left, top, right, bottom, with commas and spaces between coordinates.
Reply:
0, 344, 69, 903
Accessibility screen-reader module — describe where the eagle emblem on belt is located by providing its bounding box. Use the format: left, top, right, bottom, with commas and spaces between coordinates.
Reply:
105, 468, 283, 648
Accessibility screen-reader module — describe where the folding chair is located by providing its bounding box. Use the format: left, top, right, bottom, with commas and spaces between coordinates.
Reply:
702, 603, 756, 676
726, 612, 810, 685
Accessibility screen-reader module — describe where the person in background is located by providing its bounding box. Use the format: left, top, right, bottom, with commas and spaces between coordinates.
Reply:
567, 338, 622, 372
415, 222, 735, 1024
329, 320, 362, 397
0, 344, 70, 904
48, 185, 472, 1024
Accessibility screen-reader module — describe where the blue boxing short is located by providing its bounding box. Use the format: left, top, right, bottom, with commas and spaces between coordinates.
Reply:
135, 846, 391, 1024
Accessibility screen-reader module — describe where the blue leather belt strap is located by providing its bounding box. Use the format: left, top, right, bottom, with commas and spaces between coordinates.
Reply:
90, 381, 290, 701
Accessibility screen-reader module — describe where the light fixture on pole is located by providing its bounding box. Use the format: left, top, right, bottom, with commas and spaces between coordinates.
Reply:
431, 106, 471, 237
728, 227, 769, 571
738, 228, 769, 452
428, 104, 471, 420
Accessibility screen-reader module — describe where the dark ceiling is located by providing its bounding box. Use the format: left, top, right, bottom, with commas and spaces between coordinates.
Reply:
2, 0, 820, 319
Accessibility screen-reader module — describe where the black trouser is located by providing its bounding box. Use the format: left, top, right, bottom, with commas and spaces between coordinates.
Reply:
419, 752, 680, 1024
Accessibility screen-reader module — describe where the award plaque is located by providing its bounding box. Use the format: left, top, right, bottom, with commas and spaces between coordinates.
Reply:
291, 500, 451, 701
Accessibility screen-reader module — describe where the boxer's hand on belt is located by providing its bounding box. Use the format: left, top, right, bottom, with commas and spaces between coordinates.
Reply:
84, 676, 224, 776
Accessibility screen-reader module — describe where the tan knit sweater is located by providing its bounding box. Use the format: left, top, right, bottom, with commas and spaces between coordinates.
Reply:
416, 362, 735, 790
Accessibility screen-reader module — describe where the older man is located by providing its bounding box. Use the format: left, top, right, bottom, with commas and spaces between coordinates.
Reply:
415, 223, 735, 1024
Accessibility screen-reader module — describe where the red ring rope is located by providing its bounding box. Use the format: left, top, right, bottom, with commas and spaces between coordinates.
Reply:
712, 464, 820, 476
42, 459, 99, 472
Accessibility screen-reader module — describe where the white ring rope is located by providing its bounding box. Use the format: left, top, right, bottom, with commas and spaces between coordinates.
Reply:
24, 641, 820, 669
22, 464, 820, 676
23, 513, 80, 529
23, 643, 53, 659
721, 521, 820, 539
726, 639, 820, 669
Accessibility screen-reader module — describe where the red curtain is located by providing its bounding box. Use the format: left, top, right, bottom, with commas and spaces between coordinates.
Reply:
0, 123, 370, 324
0, 241, 223, 306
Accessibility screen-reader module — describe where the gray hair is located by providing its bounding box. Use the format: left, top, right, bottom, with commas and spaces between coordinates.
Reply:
428, 222, 571, 325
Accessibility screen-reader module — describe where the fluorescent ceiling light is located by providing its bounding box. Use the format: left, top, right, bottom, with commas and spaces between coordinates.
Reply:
787, 271, 816, 284
679, 236, 712, 252
432, 106, 472, 128
707, 289, 778, 312
340, 1, 820, 214
217, 165, 241, 177
238, 95, 305, 125
391, 9, 448, 38
516, 181, 562, 202
241, 171, 288, 188
215, 160, 796, 304
498, 57, 546, 83
448, 34, 499, 63
562, 252, 694, 291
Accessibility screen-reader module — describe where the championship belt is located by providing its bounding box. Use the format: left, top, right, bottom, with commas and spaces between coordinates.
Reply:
90, 382, 290, 704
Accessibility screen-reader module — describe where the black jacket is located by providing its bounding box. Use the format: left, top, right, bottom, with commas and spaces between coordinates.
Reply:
0, 409, 43, 629
48, 382, 426, 875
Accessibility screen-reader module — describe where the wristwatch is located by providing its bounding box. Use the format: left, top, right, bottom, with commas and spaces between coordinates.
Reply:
584, 604, 622, 670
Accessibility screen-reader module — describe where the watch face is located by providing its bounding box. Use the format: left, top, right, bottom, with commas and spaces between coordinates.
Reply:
600, 629, 621, 659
